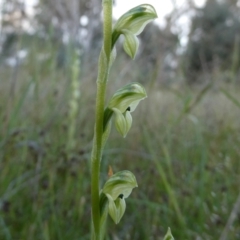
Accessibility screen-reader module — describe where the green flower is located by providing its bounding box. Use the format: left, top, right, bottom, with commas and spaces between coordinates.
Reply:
102, 170, 138, 224
104, 82, 147, 137
112, 4, 158, 58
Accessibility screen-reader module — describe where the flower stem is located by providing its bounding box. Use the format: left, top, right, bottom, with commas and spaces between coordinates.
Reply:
91, 0, 112, 239
91, 81, 107, 240
103, 0, 112, 62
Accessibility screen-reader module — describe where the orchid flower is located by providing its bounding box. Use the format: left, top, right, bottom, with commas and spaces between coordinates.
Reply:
112, 4, 158, 58
104, 82, 147, 137
101, 170, 138, 224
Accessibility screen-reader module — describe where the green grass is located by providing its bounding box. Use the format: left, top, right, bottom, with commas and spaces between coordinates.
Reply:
0, 39, 240, 240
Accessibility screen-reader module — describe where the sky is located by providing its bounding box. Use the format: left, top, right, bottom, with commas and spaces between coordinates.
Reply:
0, 0, 206, 45
3, 0, 205, 25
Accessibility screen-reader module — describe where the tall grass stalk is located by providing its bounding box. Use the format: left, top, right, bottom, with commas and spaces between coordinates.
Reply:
219, 191, 240, 240
0, 215, 11, 240
66, 50, 81, 158
220, 88, 240, 109
230, 35, 240, 83
143, 129, 186, 230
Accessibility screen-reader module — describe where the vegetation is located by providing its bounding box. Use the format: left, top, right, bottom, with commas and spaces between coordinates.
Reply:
0, 0, 240, 239
184, 0, 240, 82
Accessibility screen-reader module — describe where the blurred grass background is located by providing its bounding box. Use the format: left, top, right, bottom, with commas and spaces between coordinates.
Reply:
1, 0, 240, 239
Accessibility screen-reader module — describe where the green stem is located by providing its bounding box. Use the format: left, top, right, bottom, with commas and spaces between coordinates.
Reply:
91, 1, 112, 239
91, 81, 107, 240
103, 0, 112, 62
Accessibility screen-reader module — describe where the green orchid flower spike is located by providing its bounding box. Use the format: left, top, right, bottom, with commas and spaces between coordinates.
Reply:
90, 1, 157, 239
112, 4, 158, 58
101, 170, 138, 224
103, 82, 147, 137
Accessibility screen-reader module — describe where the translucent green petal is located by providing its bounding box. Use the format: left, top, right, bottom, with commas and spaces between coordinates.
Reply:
112, 108, 127, 137
106, 194, 126, 224
103, 170, 138, 200
122, 29, 139, 59
108, 82, 147, 113
124, 111, 132, 137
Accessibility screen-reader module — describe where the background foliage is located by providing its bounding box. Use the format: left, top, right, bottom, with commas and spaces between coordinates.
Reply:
185, 0, 240, 82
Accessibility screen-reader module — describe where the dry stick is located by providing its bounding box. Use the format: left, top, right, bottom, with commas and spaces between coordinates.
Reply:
219, 191, 240, 240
